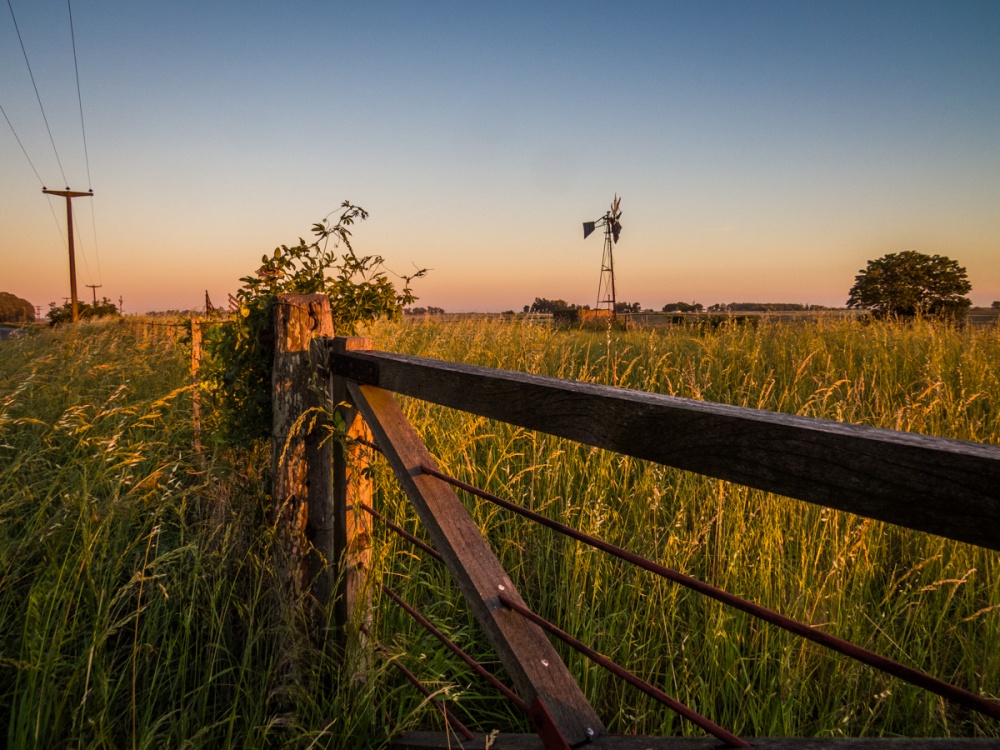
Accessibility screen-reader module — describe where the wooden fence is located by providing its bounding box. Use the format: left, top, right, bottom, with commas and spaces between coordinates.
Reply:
268, 295, 999, 749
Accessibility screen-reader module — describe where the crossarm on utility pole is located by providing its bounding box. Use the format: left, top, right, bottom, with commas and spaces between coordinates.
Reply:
42, 188, 92, 323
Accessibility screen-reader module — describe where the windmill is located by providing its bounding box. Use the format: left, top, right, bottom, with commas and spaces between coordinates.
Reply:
582, 195, 622, 316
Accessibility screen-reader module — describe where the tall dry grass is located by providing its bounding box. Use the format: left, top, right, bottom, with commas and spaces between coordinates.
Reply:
3, 315, 997, 744
0, 320, 387, 749
363, 315, 1000, 738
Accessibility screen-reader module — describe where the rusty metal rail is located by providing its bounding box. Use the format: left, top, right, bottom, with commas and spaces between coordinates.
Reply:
497, 592, 748, 748
381, 583, 529, 714
418, 463, 1000, 723
368, 494, 746, 747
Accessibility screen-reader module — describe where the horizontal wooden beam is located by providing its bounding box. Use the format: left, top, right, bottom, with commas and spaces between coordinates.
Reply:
331, 350, 1000, 550
346, 381, 605, 746
392, 732, 1000, 749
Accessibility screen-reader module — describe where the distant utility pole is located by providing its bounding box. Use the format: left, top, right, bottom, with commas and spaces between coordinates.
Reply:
118, 295, 124, 314
42, 187, 93, 323
86, 284, 102, 305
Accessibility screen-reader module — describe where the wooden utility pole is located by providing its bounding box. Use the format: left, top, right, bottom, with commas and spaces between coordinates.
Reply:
86, 284, 102, 305
42, 188, 93, 323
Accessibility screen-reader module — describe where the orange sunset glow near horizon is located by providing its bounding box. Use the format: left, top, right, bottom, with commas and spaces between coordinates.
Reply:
2, 2, 998, 315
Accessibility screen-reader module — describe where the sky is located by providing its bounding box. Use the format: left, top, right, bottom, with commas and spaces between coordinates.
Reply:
2, 1, 998, 314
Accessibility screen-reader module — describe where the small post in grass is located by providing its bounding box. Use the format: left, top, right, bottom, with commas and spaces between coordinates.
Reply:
190, 316, 202, 456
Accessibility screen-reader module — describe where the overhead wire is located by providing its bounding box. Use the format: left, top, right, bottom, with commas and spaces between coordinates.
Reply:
66, 0, 90, 189
67, 0, 102, 285
73, 207, 94, 286
7, 0, 68, 187
1, 100, 71, 249
0, 99, 45, 186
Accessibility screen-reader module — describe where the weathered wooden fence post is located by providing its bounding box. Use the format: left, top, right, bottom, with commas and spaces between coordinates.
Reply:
330, 336, 374, 658
190, 317, 202, 456
272, 294, 334, 609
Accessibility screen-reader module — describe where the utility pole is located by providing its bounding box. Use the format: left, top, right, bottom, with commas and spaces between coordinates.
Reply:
86, 284, 102, 305
42, 187, 93, 323
118, 295, 123, 315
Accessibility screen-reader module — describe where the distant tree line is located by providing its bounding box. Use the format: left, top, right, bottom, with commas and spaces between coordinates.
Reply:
615, 301, 642, 314
404, 306, 445, 315
661, 301, 703, 313
707, 302, 830, 312
526, 298, 648, 314
525, 298, 589, 314
0, 292, 34, 323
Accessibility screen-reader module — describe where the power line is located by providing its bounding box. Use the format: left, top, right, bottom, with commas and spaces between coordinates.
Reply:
66, 0, 101, 282
44, 194, 68, 249
7, 0, 69, 187
87, 199, 102, 283
0, 99, 45, 186
66, 0, 91, 190
72, 202, 94, 285
1, 103, 73, 242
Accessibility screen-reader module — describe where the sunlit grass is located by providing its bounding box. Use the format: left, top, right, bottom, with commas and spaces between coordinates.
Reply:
3, 315, 997, 744
364, 315, 1000, 738
0, 320, 386, 749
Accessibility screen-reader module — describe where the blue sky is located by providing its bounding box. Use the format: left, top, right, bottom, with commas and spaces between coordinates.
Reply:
2, 1, 998, 312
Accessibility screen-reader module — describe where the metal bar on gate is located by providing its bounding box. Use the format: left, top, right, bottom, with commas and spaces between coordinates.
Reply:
362, 503, 444, 563
498, 593, 748, 748
420, 463, 1000, 722
381, 584, 529, 714
389, 656, 476, 742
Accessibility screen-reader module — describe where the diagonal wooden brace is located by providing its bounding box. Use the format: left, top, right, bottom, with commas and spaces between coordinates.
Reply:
346, 380, 605, 746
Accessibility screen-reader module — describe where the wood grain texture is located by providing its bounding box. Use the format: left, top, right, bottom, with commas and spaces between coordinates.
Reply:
189, 317, 202, 456
306, 337, 335, 625
332, 350, 1000, 550
392, 732, 999, 750
348, 381, 605, 746
272, 295, 334, 601
330, 336, 374, 658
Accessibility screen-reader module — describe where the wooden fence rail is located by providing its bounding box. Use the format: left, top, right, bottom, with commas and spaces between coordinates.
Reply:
329, 348, 1000, 550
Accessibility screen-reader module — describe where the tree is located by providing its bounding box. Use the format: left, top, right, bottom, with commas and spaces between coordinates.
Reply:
404, 306, 444, 315
614, 301, 641, 314
46, 297, 118, 325
0, 292, 34, 322
662, 301, 703, 313
530, 297, 575, 314
847, 251, 972, 320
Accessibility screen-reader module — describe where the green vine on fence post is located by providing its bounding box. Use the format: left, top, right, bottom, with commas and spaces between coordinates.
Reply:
200, 201, 426, 449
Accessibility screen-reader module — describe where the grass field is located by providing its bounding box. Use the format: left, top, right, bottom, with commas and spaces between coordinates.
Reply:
367, 315, 1000, 739
0, 320, 382, 749
1, 315, 998, 746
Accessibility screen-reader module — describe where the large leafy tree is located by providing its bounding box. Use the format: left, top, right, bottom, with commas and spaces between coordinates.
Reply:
847, 251, 972, 320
